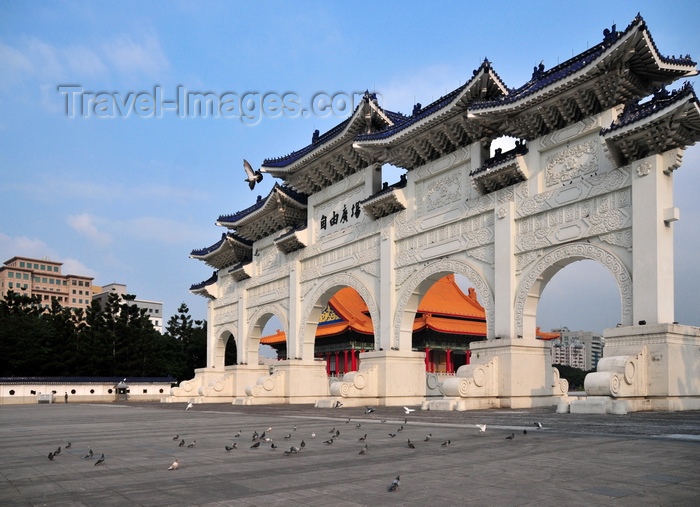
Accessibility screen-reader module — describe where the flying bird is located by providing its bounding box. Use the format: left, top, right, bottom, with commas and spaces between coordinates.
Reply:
185, 402, 193, 411
243, 159, 263, 190
94, 454, 105, 466
441, 439, 451, 447
407, 439, 415, 449
404, 407, 415, 415
534, 422, 543, 429
388, 475, 401, 492
359, 445, 368, 455
187, 440, 196, 448
388, 433, 396, 438
476, 424, 486, 433
168, 459, 179, 470
506, 433, 515, 441
365, 406, 376, 414
178, 439, 185, 447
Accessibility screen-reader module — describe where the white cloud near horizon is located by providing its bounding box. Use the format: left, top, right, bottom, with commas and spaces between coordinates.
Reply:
66, 213, 112, 247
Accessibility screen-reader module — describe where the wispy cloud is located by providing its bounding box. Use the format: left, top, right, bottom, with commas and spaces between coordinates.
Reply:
0, 232, 53, 262
67, 213, 112, 247
102, 33, 168, 77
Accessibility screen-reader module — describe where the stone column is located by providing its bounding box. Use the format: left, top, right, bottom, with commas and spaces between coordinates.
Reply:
494, 199, 517, 339
343, 350, 349, 373
631, 152, 678, 324
379, 223, 396, 350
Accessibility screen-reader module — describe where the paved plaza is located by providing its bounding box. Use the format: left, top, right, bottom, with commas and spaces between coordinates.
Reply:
1, 401, 699, 506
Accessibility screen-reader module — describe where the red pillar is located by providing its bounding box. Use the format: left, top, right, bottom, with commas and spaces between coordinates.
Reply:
326, 352, 331, 376
334, 352, 340, 375
351, 349, 357, 371
466, 350, 471, 365
343, 350, 349, 374
424, 347, 430, 372
446, 349, 452, 374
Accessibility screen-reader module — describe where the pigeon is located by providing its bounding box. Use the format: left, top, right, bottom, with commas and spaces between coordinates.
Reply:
243, 159, 263, 190
397, 425, 404, 432
404, 407, 415, 415
54, 446, 61, 456
476, 424, 486, 433
407, 439, 415, 449
266, 427, 272, 432
506, 433, 515, 441
185, 402, 193, 411
355, 423, 361, 428
329, 428, 336, 434
187, 440, 196, 448
234, 431, 242, 438
388, 433, 396, 438
523, 430, 528, 435
388, 475, 400, 492
441, 439, 451, 447
424, 433, 432, 442
365, 406, 376, 414
404, 418, 408, 425
335, 430, 340, 437
250, 442, 260, 449
262, 437, 271, 443
323, 438, 334, 445
225, 444, 236, 451
271, 443, 278, 449
168, 459, 179, 470
334, 401, 343, 408
173, 435, 179, 441
252, 431, 259, 441
283, 448, 293, 455
94, 454, 105, 466
359, 445, 368, 455
300, 440, 306, 448
291, 446, 301, 453
48, 451, 54, 460
534, 422, 543, 429
284, 434, 292, 440
65, 442, 72, 449
293, 425, 297, 431
358, 434, 367, 442
260, 431, 266, 440
178, 439, 185, 447
84, 448, 94, 459
311, 432, 316, 439
381, 419, 386, 423
346, 418, 351, 424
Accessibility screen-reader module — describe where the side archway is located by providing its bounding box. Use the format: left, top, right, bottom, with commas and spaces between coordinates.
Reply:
515, 242, 632, 338
394, 259, 494, 350
246, 305, 289, 366
297, 274, 379, 360
213, 327, 237, 370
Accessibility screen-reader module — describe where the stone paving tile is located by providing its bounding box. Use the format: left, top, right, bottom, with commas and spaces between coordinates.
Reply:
1, 403, 699, 506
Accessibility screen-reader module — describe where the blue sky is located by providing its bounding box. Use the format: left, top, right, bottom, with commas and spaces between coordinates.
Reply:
1, 1, 699, 334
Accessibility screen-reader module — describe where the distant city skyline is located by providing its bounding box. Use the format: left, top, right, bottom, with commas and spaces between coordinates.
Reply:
1, 1, 698, 334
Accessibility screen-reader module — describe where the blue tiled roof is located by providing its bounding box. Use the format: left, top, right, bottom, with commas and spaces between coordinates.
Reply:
262, 93, 404, 168
601, 82, 697, 135
470, 141, 529, 177
190, 272, 218, 291
471, 15, 695, 113
217, 184, 308, 224
190, 233, 252, 257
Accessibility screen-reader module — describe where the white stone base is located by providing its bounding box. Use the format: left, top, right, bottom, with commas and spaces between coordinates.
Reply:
578, 323, 700, 413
